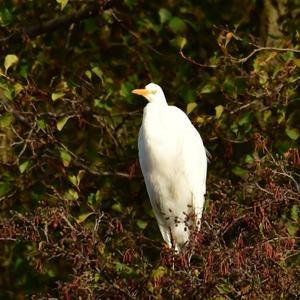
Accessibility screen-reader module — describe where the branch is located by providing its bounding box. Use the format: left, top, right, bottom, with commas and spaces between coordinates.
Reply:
179, 50, 217, 68
236, 46, 300, 63
0, 3, 105, 46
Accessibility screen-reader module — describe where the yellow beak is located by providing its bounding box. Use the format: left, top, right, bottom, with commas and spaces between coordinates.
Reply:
131, 89, 150, 96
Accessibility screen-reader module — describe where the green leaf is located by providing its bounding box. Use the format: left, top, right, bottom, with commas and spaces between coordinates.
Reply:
56, 0, 69, 10
68, 175, 77, 187
196, 116, 205, 124
232, 166, 248, 178
186, 102, 197, 115
0, 181, 11, 197
259, 222, 264, 236
51, 92, 65, 101
136, 219, 148, 230
0, 113, 13, 127
59, 148, 72, 167
277, 109, 285, 124
168, 17, 187, 33
223, 77, 235, 94
64, 188, 78, 201
200, 83, 215, 94
14, 83, 23, 96
36, 119, 46, 130
285, 127, 299, 140
293, 58, 300, 68
230, 122, 238, 135
91, 66, 104, 83
216, 282, 233, 294
77, 170, 85, 185
56, 116, 72, 131
244, 154, 254, 164
258, 70, 269, 85
112, 202, 123, 213
151, 266, 167, 280
282, 51, 294, 61
238, 112, 252, 126
177, 36, 187, 50
19, 160, 30, 173
95, 190, 102, 202
263, 110, 271, 122
76, 212, 95, 224
158, 8, 172, 24
0, 8, 13, 27
4, 54, 18, 74
69, 170, 85, 188
114, 262, 134, 274
287, 223, 298, 237
120, 82, 134, 98
85, 70, 92, 80
215, 105, 224, 119
291, 205, 299, 222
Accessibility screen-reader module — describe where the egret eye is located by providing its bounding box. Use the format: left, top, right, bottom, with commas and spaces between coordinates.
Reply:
151, 90, 157, 94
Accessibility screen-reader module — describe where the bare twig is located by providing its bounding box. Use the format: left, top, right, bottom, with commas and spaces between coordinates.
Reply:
236, 46, 300, 63
255, 183, 273, 195
218, 136, 249, 144
110, 9, 163, 56
16, 126, 35, 161
0, 3, 105, 46
43, 222, 49, 243
272, 170, 300, 192
179, 50, 217, 68
0, 191, 17, 202
60, 213, 76, 231
94, 212, 104, 232
0, 237, 17, 241
230, 101, 257, 114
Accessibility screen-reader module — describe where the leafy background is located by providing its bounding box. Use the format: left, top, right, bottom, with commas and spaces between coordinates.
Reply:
0, 0, 299, 298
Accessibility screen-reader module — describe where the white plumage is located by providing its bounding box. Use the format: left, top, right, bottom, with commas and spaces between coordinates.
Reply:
132, 83, 207, 252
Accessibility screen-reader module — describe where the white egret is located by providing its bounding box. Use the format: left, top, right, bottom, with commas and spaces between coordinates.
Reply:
132, 83, 207, 252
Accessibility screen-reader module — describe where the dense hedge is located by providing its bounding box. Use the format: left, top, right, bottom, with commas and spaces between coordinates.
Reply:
0, 1, 299, 299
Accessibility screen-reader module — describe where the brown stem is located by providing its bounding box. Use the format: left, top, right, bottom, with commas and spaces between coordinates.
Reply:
0, 3, 105, 46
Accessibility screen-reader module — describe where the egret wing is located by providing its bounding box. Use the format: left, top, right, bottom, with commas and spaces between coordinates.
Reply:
169, 107, 207, 227
138, 126, 173, 247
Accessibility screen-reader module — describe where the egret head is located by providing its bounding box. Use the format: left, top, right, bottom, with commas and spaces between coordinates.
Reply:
131, 83, 167, 104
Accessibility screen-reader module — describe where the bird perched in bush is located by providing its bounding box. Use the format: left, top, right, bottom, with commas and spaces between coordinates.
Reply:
132, 83, 208, 253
